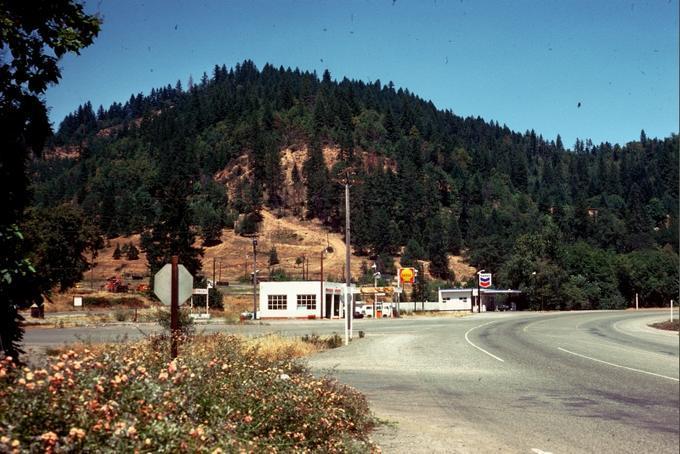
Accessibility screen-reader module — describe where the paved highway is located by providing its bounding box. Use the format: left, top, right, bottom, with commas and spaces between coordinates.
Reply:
25, 310, 678, 452
309, 311, 679, 453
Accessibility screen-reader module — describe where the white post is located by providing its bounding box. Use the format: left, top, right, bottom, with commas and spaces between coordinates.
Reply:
344, 291, 349, 345
349, 291, 354, 338
671, 299, 674, 322
635, 293, 639, 310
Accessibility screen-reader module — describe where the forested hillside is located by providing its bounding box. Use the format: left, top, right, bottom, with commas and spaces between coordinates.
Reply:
32, 60, 679, 309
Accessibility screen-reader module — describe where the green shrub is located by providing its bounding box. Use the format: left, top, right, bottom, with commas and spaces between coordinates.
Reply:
269, 267, 291, 281
112, 243, 122, 260
126, 244, 139, 260
113, 308, 128, 322
301, 333, 343, 349
156, 308, 195, 338
208, 288, 223, 310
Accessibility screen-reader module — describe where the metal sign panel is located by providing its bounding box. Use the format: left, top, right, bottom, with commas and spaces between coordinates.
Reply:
479, 273, 492, 288
154, 263, 194, 305
399, 268, 415, 284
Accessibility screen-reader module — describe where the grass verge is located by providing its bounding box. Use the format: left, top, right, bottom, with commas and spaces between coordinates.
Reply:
0, 334, 377, 452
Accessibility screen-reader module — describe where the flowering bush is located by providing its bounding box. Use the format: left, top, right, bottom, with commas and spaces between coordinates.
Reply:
0, 334, 377, 452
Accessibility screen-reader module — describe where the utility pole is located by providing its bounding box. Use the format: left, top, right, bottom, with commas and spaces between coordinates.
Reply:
90, 250, 95, 290
345, 181, 352, 345
476, 269, 485, 313
320, 250, 324, 319
252, 239, 258, 320
170, 255, 179, 359
373, 270, 381, 318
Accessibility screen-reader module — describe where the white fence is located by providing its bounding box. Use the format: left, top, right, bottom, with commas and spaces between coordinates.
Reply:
394, 301, 486, 313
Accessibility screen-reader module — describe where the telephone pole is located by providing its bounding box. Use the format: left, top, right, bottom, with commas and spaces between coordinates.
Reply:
345, 181, 352, 344
252, 238, 258, 320
320, 250, 324, 319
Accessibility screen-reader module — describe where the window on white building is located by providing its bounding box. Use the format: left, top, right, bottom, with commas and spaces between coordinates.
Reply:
268, 295, 287, 310
297, 294, 316, 310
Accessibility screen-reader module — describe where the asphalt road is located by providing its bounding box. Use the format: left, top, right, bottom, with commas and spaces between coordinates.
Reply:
24, 311, 679, 453
308, 311, 679, 453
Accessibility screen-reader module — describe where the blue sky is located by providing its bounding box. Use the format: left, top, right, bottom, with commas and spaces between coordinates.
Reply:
46, 0, 679, 148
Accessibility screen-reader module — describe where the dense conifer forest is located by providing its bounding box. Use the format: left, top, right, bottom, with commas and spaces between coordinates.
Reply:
33, 60, 679, 310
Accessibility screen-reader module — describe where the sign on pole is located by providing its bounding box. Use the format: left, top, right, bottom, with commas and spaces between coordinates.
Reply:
154, 263, 194, 305
153, 257, 194, 359
399, 267, 415, 284
479, 273, 492, 288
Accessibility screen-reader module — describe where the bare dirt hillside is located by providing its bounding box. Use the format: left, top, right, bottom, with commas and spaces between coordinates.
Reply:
201, 210, 365, 283
448, 255, 477, 282
85, 210, 367, 286
82, 234, 148, 290
84, 209, 476, 288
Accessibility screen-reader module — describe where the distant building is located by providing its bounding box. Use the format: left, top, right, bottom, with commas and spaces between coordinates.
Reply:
438, 288, 475, 311
258, 281, 358, 319
438, 288, 522, 312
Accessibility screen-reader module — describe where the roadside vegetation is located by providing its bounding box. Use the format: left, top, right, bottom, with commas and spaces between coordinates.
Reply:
0, 334, 377, 452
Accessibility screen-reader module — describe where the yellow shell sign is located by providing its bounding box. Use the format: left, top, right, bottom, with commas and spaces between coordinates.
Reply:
399, 267, 415, 284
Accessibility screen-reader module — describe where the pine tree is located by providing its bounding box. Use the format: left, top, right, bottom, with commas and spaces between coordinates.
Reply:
141, 135, 204, 279
303, 138, 331, 221
401, 239, 425, 267
412, 263, 428, 302
126, 243, 139, 260
447, 216, 463, 254
113, 242, 122, 260
425, 214, 450, 279
268, 247, 280, 272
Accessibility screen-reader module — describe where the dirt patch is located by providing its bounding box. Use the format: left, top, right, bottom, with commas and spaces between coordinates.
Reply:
45, 290, 154, 312
448, 254, 477, 282
83, 234, 148, 289
83, 211, 476, 294
649, 320, 679, 331
201, 209, 365, 283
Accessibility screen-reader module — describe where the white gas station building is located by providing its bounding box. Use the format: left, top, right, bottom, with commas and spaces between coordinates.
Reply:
438, 288, 522, 312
